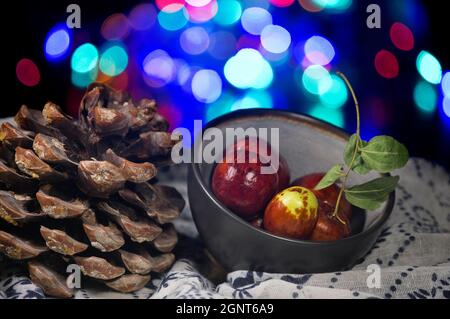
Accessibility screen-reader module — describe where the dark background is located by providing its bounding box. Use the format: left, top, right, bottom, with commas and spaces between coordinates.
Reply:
5, 0, 450, 169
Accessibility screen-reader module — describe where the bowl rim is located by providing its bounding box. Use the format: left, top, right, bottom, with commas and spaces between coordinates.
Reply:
190, 108, 395, 246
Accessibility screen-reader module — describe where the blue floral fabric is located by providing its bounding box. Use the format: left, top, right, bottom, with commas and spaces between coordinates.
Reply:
1, 158, 450, 299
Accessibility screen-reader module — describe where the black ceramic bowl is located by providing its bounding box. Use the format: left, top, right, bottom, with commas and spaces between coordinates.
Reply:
188, 109, 394, 273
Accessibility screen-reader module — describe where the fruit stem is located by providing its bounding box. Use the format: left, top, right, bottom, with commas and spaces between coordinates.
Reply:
332, 72, 362, 225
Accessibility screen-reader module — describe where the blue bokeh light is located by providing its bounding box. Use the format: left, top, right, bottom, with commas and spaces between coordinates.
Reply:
45, 25, 71, 61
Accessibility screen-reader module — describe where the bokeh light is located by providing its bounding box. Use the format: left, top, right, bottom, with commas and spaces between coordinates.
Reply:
208, 31, 237, 60
45, 26, 71, 61
142, 50, 176, 87
374, 49, 399, 79
442, 72, 450, 97
232, 90, 273, 110
16, 58, 40, 87
416, 51, 442, 85
413, 80, 437, 114
156, 0, 185, 12
390, 22, 414, 51
128, 3, 157, 31
298, 0, 324, 12
224, 48, 273, 89
302, 65, 332, 95
186, 0, 212, 6
269, 0, 295, 7
71, 68, 98, 88
99, 44, 128, 76
213, 0, 242, 26
71, 43, 99, 73
205, 91, 235, 122
261, 25, 291, 54
241, 7, 272, 35
101, 13, 130, 40
186, 0, 218, 23
309, 104, 344, 128
158, 5, 189, 30
180, 27, 210, 55
304, 35, 335, 65
236, 34, 260, 50
260, 47, 290, 66
191, 69, 222, 103
319, 74, 348, 108
313, 0, 352, 11
443, 96, 450, 118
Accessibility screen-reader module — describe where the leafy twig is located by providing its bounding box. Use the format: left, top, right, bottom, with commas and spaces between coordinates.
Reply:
315, 72, 409, 224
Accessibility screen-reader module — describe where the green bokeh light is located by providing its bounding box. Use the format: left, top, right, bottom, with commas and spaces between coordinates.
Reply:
158, 7, 188, 31
309, 104, 344, 128
319, 74, 348, 109
71, 67, 98, 88
99, 45, 128, 76
313, 0, 352, 11
205, 92, 235, 122
416, 51, 442, 85
302, 65, 332, 95
71, 43, 98, 73
413, 80, 437, 114
232, 90, 273, 110
214, 0, 242, 26
224, 49, 273, 89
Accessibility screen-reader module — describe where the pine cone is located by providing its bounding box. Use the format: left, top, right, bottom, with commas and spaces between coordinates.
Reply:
0, 83, 184, 298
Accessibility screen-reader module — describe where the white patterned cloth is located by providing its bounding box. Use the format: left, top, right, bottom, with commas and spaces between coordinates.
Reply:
1, 158, 450, 299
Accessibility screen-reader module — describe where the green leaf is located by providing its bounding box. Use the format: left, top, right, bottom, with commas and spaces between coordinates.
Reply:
315, 164, 344, 190
344, 134, 371, 175
361, 136, 409, 173
345, 192, 387, 210
352, 154, 371, 175
344, 176, 399, 210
